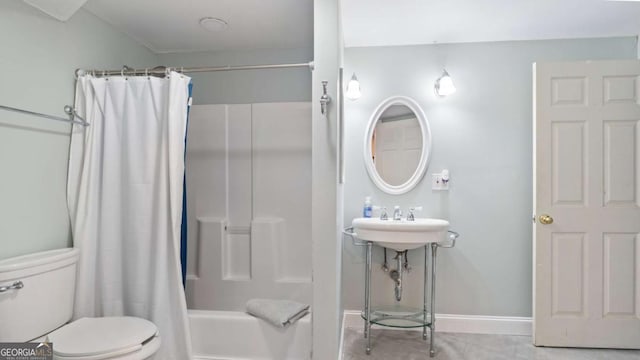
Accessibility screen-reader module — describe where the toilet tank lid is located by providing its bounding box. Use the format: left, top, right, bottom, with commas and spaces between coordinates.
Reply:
47, 317, 158, 358
0, 248, 79, 274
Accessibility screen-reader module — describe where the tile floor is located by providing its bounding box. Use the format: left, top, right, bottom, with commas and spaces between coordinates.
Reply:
342, 328, 640, 360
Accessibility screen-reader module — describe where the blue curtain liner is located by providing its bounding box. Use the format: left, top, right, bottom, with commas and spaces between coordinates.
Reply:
180, 82, 193, 287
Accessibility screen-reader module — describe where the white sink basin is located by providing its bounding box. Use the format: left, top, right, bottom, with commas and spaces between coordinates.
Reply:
352, 217, 450, 251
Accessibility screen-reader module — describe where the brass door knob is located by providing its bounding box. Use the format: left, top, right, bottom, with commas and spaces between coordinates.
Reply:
539, 214, 554, 225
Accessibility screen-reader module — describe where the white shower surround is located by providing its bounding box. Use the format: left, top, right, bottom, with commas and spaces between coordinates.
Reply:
185, 102, 312, 309
184, 102, 312, 359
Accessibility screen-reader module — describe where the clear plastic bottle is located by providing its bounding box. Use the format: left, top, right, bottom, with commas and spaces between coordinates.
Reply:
363, 196, 373, 218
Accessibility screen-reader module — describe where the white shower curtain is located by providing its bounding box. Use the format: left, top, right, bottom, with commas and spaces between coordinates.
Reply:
67, 72, 193, 360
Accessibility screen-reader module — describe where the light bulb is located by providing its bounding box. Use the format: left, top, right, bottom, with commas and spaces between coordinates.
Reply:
345, 73, 361, 100
435, 70, 456, 97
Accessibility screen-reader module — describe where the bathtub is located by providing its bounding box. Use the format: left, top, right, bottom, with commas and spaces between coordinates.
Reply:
189, 310, 311, 360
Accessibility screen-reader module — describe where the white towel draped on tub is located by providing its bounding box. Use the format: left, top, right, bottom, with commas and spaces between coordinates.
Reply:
246, 299, 310, 328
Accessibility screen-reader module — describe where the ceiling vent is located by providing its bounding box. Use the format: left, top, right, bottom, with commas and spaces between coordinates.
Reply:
22, 0, 88, 22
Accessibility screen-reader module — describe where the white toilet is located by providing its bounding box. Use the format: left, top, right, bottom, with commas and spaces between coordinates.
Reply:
0, 248, 161, 360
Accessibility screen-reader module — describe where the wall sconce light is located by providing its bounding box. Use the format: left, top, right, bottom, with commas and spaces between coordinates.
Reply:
345, 73, 361, 100
434, 69, 456, 97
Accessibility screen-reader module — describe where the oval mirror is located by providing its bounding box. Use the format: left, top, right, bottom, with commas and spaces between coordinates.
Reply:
364, 96, 431, 195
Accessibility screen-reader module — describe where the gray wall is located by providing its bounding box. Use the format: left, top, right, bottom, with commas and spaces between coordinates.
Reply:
158, 48, 312, 105
0, 2, 158, 260
342, 37, 637, 317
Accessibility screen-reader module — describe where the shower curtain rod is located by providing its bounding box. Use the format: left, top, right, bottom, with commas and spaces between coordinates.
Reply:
0, 104, 89, 126
76, 61, 315, 78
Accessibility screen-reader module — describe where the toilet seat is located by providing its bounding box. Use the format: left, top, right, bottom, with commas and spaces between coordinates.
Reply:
47, 317, 159, 360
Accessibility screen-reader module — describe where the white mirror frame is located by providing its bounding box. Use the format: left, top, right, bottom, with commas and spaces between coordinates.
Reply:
363, 96, 432, 195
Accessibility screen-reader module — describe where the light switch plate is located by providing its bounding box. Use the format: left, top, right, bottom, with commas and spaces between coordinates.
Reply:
432, 173, 449, 191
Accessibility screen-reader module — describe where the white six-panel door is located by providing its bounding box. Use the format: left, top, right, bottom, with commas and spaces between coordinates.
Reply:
534, 60, 640, 348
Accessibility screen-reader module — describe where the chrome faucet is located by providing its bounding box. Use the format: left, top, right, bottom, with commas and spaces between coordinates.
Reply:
379, 207, 388, 220
406, 206, 423, 221
393, 206, 402, 221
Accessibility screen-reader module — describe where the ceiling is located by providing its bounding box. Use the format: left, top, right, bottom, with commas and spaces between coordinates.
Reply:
341, 0, 640, 48
82, 0, 313, 53
76, 0, 640, 53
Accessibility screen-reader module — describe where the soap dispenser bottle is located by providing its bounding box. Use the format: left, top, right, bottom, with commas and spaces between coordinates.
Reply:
363, 196, 373, 218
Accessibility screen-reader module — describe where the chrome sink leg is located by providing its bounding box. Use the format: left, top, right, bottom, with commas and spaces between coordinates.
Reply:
364, 242, 370, 339
423, 245, 428, 341
429, 242, 438, 358
365, 242, 372, 355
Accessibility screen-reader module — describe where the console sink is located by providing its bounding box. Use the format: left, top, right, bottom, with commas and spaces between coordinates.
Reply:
352, 217, 449, 251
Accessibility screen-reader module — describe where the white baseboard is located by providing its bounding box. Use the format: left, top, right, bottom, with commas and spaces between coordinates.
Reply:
338, 312, 346, 360
342, 310, 532, 336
